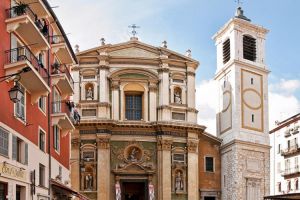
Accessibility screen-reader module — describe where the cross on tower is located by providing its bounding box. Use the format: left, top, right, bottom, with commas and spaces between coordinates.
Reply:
128, 24, 140, 37
235, 0, 243, 6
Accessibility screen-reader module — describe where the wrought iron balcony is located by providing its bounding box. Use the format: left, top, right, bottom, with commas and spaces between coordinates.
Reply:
51, 101, 76, 134
51, 63, 74, 99
50, 35, 74, 64
282, 166, 300, 177
5, 5, 50, 50
4, 46, 50, 103
281, 145, 300, 157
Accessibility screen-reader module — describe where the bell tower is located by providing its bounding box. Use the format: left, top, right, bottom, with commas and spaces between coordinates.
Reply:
213, 7, 270, 199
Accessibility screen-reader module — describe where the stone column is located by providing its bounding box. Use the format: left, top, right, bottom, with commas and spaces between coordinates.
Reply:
187, 138, 199, 200
111, 80, 119, 120
97, 134, 111, 200
149, 83, 157, 121
158, 67, 170, 106
157, 136, 173, 200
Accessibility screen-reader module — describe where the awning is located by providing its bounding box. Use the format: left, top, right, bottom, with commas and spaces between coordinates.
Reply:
50, 179, 89, 200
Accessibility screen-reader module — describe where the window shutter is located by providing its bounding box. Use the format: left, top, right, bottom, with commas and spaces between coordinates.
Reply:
25, 143, 28, 165
12, 135, 17, 160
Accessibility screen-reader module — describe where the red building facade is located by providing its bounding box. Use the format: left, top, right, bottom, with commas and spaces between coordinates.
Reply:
0, 0, 81, 199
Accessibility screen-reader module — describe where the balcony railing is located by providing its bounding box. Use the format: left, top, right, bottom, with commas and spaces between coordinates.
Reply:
6, 5, 50, 39
282, 166, 300, 177
52, 101, 80, 125
5, 46, 48, 80
281, 145, 300, 157
52, 100, 72, 116
50, 35, 65, 45
51, 63, 74, 87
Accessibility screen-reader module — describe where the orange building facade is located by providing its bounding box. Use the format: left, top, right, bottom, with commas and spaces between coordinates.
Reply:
0, 0, 82, 199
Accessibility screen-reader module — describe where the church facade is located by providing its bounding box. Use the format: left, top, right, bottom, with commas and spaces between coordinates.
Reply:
70, 37, 221, 200
70, 7, 270, 200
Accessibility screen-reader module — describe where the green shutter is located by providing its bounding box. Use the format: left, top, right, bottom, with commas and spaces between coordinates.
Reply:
25, 143, 28, 165
12, 135, 17, 160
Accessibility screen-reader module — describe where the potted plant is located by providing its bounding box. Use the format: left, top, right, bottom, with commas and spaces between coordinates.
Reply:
13, 1, 28, 16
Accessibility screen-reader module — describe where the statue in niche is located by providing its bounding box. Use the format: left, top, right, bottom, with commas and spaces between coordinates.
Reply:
175, 171, 184, 191
128, 147, 138, 162
85, 174, 93, 190
86, 87, 93, 100
174, 90, 182, 104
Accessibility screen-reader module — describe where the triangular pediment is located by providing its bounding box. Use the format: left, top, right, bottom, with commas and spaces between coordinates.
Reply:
109, 47, 158, 58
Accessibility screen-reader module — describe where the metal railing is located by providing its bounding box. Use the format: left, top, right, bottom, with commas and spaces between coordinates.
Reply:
282, 166, 300, 176
51, 63, 74, 87
5, 46, 48, 80
49, 35, 65, 45
52, 100, 72, 116
6, 5, 50, 38
281, 145, 300, 156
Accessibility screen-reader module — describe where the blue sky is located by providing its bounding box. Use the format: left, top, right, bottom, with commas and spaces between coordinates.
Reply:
49, 0, 300, 133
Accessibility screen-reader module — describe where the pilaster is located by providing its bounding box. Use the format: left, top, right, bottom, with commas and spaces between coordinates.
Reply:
111, 80, 120, 120
97, 134, 111, 200
149, 83, 158, 121
187, 138, 199, 200
157, 136, 173, 200
70, 137, 80, 192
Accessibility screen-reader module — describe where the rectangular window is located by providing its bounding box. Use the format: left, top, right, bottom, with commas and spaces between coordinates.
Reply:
288, 140, 291, 149
278, 182, 281, 192
38, 97, 46, 113
0, 127, 9, 157
205, 157, 214, 172
39, 129, 45, 152
251, 78, 254, 85
12, 136, 28, 165
39, 164, 45, 187
223, 39, 230, 64
251, 114, 255, 123
278, 144, 281, 154
59, 166, 62, 180
53, 125, 60, 152
125, 94, 142, 120
15, 84, 25, 120
295, 157, 299, 169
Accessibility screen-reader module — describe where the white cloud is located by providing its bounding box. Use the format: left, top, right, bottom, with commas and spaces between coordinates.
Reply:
196, 79, 300, 134
270, 79, 300, 95
196, 79, 218, 135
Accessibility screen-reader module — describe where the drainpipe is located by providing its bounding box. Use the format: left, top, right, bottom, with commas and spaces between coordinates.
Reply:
47, 37, 52, 199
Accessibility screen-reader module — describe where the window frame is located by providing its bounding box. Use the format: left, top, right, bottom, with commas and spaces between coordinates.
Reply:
39, 128, 46, 152
205, 156, 215, 173
53, 125, 60, 153
38, 97, 47, 114
125, 93, 143, 121
243, 35, 257, 62
14, 83, 26, 122
39, 163, 46, 187
0, 127, 9, 157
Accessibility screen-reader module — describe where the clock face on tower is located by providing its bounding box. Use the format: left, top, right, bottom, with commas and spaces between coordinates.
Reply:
242, 89, 262, 110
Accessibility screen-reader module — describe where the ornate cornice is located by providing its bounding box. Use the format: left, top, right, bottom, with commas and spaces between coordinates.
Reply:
186, 71, 195, 77
186, 107, 199, 113
157, 68, 169, 73
157, 105, 172, 110
71, 138, 80, 148
98, 65, 110, 70
157, 137, 173, 151
187, 140, 198, 153
96, 135, 111, 149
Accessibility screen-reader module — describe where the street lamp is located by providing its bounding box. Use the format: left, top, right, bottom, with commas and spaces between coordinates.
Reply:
0, 67, 31, 103
8, 83, 23, 103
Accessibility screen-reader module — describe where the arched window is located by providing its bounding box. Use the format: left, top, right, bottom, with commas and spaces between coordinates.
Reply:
296, 179, 299, 190
278, 182, 281, 192
85, 83, 94, 100
174, 87, 182, 104
124, 83, 144, 121
287, 181, 291, 192
243, 35, 256, 61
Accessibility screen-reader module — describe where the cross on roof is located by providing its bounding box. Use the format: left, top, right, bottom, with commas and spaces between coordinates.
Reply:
128, 24, 140, 37
235, 0, 243, 6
